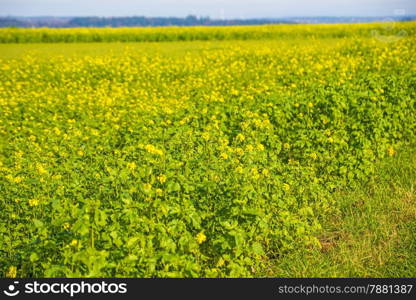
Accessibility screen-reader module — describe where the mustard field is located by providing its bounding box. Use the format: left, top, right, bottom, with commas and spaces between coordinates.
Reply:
0, 22, 415, 277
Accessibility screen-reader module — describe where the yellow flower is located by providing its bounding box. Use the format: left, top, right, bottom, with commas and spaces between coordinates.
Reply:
91, 129, 100, 136
13, 176, 23, 183
53, 127, 61, 136
143, 183, 152, 192
220, 152, 228, 160
127, 162, 137, 170
63, 222, 70, 230
235, 166, 243, 174
196, 232, 207, 244
234, 147, 244, 156
256, 144, 265, 151
156, 188, 163, 196
251, 168, 260, 180
36, 163, 48, 175
29, 199, 40, 207
262, 169, 270, 177
70, 240, 78, 247
202, 132, 210, 141
6, 266, 17, 278
283, 183, 291, 192
158, 174, 167, 184
216, 258, 225, 267
310, 152, 318, 160
236, 133, 245, 142
245, 145, 254, 152
144, 144, 163, 156
387, 146, 395, 157
219, 138, 229, 146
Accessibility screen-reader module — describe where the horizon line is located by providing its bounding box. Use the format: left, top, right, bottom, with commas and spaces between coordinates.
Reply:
1, 15, 415, 19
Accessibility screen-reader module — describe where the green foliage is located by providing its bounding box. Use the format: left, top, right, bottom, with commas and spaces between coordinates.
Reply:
0, 24, 415, 277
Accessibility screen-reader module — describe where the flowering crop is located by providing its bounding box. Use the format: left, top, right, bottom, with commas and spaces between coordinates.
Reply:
0, 23, 415, 277
0, 22, 415, 43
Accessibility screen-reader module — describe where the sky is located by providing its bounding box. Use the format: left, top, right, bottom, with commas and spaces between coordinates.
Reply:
0, 0, 415, 18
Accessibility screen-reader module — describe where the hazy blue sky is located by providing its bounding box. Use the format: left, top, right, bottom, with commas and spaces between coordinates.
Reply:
1, 0, 415, 18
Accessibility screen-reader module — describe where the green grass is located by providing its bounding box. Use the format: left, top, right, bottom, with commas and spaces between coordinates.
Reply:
264, 147, 416, 277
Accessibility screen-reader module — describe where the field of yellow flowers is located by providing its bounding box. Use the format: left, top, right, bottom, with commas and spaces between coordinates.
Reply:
0, 23, 415, 277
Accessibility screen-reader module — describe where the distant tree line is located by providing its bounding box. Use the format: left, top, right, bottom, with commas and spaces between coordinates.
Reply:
0, 15, 293, 28
66, 16, 294, 27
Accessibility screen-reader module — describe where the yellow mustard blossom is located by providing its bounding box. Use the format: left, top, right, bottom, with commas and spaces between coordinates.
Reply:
220, 152, 228, 160
234, 147, 244, 156
202, 132, 210, 141
196, 232, 207, 244
236, 133, 245, 142
127, 162, 137, 170
36, 163, 48, 175
29, 199, 40, 207
70, 240, 78, 247
387, 146, 395, 157
144, 144, 163, 156
256, 143, 265, 151
13, 176, 23, 183
283, 184, 291, 192
158, 174, 167, 184
6, 266, 17, 278
251, 168, 260, 180
246, 145, 254, 152
143, 183, 152, 191
216, 258, 225, 267
53, 127, 61, 136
